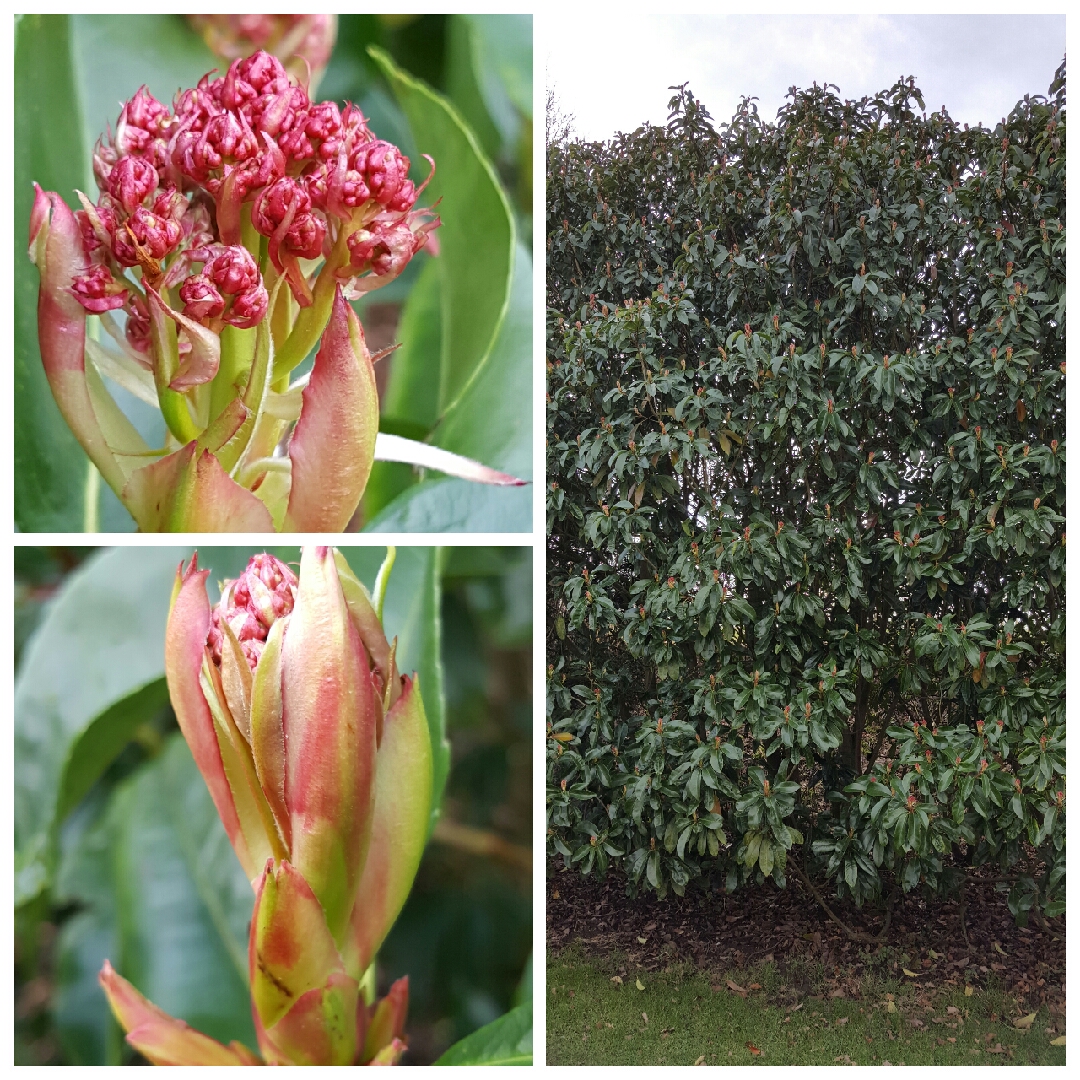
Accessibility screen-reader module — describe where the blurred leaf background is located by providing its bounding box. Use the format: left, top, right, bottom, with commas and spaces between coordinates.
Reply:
14, 14, 532, 534
14, 545, 532, 1064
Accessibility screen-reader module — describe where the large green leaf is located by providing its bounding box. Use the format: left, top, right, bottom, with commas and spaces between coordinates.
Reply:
54, 737, 256, 1063
14, 14, 91, 532
445, 16, 503, 166
461, 15, 532, 140
366, 244, 532, 532
433, 243, 531, 477
53, 795, 123, 1065
14, 547, 189, 905
371, 46, 515, 417
379, 256, 444, 435
365, 477, 532, 532
435, 1001, 532, 1065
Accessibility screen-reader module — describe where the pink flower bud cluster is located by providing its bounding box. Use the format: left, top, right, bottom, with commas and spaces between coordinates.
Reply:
71, 49, 437, 350
179, 243, 268, 328
208, 553, 298, 670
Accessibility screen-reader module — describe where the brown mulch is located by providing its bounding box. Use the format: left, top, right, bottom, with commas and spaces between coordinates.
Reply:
547, 860, 1065, 1016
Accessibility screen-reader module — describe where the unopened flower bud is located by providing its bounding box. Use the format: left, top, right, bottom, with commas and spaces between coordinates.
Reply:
353, 140, 416, 212
108, 155, 159, 213
180, 274, 227, 321
99, 548, 434, 1064
71, 264, 128, 313
206, 244, 261, 295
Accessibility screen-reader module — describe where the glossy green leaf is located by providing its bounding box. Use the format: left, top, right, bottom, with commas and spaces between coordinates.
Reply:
365, 477, 531, 533
365, 244, 532, 532
432, 243, 531, 479
379, 256, 443, 435
461, 15, 532, 137
55, 736, 257, 1063
14, 548, 189, 905
53, 795, 123, 1065
14, 14, 90, 532
371, 46, 515, 416
445, 16, 502, 167
434, 1001, 532, 1065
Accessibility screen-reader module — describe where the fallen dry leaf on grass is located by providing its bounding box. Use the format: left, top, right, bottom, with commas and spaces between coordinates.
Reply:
1050, 1036, 1065, 1047
635, 978, 646, 991
727, 979, 747, 995
1013, 1012, 1036, 1030
610, 975, 623, 986
746, 1042, 761, 1055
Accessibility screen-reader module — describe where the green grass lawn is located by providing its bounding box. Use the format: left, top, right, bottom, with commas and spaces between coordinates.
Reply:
547, 950, 1066, 1066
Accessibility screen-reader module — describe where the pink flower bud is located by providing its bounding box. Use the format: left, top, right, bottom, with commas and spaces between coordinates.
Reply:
126, 206, 182, 259
228, 284, 269, 328
206, 244, 260, 295
346, 221, 409, 276
190, 16, 338, 93
151, 186, 187, 223
234, 49, 289, 95
108, 155, 159, 213
252, 175, 310, 237
208, 552, 298, 669
252, 176, 326, 300
203, 108, 260, 166
114, 86, 173, 169
306, 100, 342, 145
119, 85, 172, 139
125, 293, 152, 355
353, 140, 415, 212
76, 203, 117, 253
179, 274, 226, 320
92, 138, 119, 192
71, 264, 128, 313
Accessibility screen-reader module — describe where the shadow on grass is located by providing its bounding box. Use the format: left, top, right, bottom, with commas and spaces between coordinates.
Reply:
546, 946, 1066, 1066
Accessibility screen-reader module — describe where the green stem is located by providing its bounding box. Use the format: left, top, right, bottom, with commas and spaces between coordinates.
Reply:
159, 387, 200, 445
271, 259, 339, 383
83, 462, 100, 533
149, 286, 201, 445
210, 324, 257, 423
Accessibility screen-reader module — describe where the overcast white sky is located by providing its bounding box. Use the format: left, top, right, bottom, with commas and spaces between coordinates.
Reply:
546, 14, 1065, 142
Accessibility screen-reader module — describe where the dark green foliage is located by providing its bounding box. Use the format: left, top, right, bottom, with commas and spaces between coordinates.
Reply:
546, 69, 1065, 921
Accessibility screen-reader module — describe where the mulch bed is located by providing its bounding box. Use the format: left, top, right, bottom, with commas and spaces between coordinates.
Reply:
547, 860, 1065, 1016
